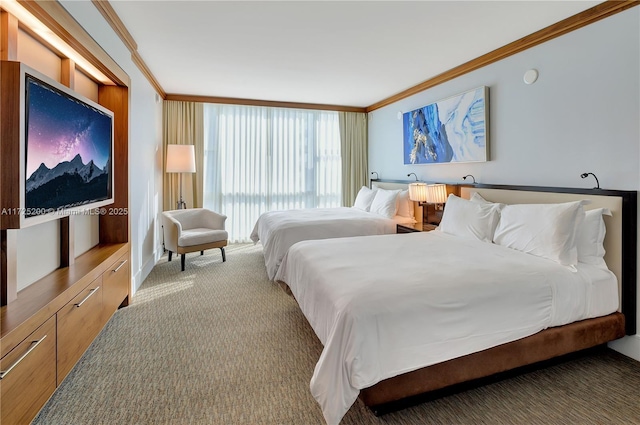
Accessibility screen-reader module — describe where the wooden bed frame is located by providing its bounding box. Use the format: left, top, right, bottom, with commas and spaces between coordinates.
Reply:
358, 182, 637, 413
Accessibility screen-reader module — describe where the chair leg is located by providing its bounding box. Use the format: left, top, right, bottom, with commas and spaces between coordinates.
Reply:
181, 253, 186, 271
201, 250, 204, 255
168, 251, 172, 262
221, 247, 226, 262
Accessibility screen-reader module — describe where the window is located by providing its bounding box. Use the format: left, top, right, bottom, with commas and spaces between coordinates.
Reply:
203, 104, 341, 242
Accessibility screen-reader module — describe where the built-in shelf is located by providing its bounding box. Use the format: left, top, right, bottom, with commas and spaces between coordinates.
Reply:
0, 242, 128, 357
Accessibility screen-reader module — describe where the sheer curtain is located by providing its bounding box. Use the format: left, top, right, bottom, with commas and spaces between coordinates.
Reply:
203, 104, 342, 242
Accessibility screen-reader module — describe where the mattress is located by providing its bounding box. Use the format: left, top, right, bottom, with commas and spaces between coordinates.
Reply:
274, 231, 618, 425
250, 207, 403, 279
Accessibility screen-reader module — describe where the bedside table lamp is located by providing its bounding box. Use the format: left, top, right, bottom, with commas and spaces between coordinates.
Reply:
409, 182, 428, 206
166, 144, 196, 209
409, 182, 429, 226
425, 183, 448, 224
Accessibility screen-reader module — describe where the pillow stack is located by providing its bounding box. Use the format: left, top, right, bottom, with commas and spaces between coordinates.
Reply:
370, 188, 401, 218
353, 186, 377, 211
438, 192, 609, 269
352, 186, 416, 222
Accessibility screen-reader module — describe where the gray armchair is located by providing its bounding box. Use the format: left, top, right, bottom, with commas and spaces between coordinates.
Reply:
162, 208, 228, 271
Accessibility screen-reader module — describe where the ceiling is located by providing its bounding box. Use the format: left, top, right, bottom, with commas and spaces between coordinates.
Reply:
108, 1, 603, 108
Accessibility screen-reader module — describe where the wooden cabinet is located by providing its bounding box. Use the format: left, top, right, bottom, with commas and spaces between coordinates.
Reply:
0, 316, 56, 425
102, 253, 129, 322
0, 244, 130, 422
57, 277, 104, 385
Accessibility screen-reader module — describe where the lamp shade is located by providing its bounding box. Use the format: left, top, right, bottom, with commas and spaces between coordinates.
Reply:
408, 182, 428, 202
426, 184, 448, 204
166, 144, 196, 173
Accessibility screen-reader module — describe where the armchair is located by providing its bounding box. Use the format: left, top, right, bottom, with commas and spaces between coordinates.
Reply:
162, 208, 228, 271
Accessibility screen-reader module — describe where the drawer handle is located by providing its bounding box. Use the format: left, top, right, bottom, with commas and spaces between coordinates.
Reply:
112, 260, 127, 273
0, 335, 47, 380
75, 287, 100, 308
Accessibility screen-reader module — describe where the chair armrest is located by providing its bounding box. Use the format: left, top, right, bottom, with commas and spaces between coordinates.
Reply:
200, 209, 228, 230
162, 212, 183, 252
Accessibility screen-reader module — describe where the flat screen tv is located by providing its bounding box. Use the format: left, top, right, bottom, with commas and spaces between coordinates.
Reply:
22, 71, 114, 224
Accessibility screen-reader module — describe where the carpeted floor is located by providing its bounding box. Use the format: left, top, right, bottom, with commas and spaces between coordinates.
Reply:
33, 243, 640, 425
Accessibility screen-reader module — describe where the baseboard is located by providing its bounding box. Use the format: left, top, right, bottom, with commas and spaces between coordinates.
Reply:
608, 335, 640, 361
131, 249, 162, 295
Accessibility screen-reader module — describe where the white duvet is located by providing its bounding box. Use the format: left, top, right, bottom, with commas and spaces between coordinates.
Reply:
250, 207, 398, 279
274, 231, 618, 425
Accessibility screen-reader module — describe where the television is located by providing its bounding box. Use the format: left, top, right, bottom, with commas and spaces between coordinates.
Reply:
0, 62, 115, 228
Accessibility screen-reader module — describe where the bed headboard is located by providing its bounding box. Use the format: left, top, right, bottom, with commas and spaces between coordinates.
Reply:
460, 184, 637, 335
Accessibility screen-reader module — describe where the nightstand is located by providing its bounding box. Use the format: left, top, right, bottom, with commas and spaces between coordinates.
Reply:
396, 222, 438, 233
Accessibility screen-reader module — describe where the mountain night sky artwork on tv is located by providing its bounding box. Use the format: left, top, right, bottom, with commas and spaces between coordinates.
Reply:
25, 75, 113, 216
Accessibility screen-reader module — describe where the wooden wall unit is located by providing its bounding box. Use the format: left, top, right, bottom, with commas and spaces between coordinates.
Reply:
99, 85, 129, 244
0, 5, 132, 424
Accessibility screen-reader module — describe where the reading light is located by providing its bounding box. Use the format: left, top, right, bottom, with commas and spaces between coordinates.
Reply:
580, 172, 600, 189
370, 171, 379, 179
462, 174, 476, 184
166, 145, 196, 209
407, 172, 418, 181
408, 182, 428, 206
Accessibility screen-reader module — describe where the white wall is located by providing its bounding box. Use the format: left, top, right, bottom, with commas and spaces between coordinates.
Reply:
60, 1, 164, 293
369, 8, 640, 360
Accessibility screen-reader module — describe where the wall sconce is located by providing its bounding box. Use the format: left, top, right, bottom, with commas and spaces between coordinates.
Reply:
370, 171, 379, 179
407, 172, 418, 181
462, 174, 476, 184
166, 144, 196, 209
580, 172, 600, 189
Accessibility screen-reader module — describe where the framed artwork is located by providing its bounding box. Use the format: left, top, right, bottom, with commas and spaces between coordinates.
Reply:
403, 86, 489, 164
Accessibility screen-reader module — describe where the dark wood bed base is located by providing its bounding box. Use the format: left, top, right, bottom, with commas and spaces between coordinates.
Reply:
360, 181, 637, 413
360, 312, 625, 410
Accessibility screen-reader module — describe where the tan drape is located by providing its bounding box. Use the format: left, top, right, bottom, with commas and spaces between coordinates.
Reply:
163, 101, 204, 211
339, 111, 368, 206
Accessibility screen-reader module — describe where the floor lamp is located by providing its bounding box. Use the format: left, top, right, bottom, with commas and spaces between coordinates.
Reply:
166, 144, 196, 209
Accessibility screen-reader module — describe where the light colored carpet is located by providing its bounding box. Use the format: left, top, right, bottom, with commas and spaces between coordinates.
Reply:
33, 243, 640, 424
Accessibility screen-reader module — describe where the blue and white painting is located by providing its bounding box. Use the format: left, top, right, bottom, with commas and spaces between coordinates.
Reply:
403, 86, 488, 164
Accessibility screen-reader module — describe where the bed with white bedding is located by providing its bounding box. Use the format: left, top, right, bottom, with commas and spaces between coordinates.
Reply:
250, 207, 405, 279
251, 183, 419, 279
274, 184, 637, 425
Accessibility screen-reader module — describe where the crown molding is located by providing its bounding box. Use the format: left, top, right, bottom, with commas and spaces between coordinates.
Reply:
165, 94, 367, 113
366, 0, 640, 112
91, 0, 165, 97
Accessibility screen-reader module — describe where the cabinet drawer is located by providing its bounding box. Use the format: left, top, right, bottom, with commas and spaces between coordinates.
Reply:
103, 252, 129, 319
57, 277, 104, 385
1, 316, 56, 425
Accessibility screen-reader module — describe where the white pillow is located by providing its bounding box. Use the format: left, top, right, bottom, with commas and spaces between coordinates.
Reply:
493, 201, 586, 266
370, 189, 401, 218
353, 186, 376, 211
577, 208, 611, 266
470, 192, 505, 211
396, 190, 414, 220
438, 194, 501, 242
